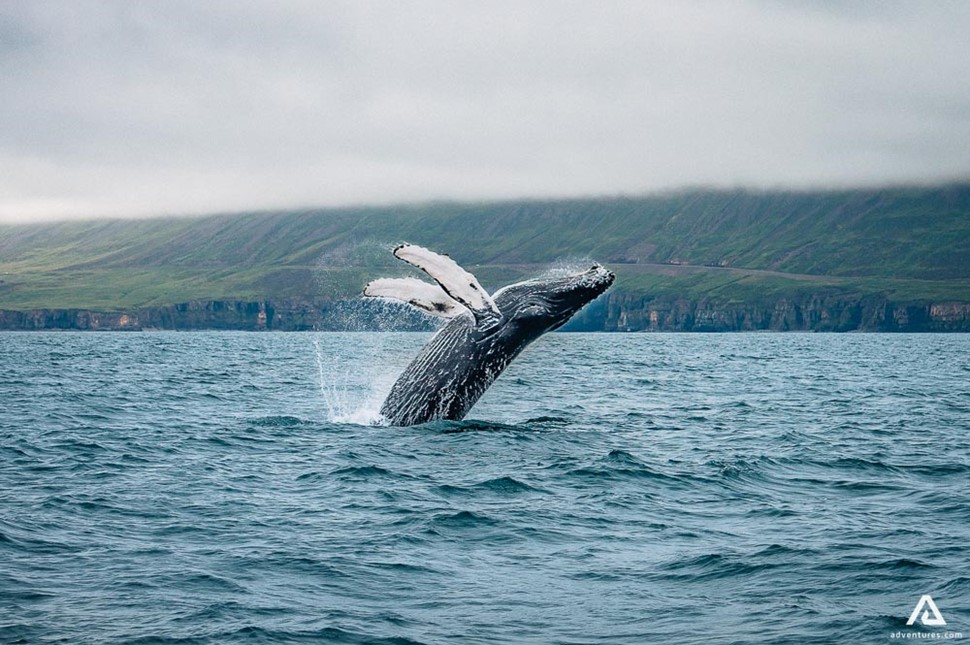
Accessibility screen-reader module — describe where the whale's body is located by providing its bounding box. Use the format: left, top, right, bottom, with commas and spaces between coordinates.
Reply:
364, 245, 614, 426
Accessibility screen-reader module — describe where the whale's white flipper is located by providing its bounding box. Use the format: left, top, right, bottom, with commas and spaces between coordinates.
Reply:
363, 277, 468, 318
393, 244, 502, 324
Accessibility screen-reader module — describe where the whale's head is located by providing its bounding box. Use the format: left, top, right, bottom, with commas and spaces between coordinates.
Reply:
491, 265, 615, 337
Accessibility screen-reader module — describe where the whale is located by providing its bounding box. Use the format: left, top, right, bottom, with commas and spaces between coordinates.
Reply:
363, 244, 615, 426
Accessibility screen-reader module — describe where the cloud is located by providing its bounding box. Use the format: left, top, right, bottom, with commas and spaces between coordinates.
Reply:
1, 0, 969, 221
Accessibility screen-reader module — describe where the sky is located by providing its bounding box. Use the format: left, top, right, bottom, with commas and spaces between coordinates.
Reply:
1, 1, 969, 222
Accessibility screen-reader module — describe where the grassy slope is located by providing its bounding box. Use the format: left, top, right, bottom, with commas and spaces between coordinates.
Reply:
0, 185, 967, 311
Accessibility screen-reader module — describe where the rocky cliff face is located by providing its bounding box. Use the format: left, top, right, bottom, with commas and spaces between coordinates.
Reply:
1, 296, 968, 332
0, 299, 436, 332
566, 293, 970, 332
0, 301, 273, 331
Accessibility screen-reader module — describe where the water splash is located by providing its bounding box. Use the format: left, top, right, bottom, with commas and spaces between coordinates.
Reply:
536, 257, 599, 279
312, 240, 400, 302
346, 298, 440, 332
312, 336, 388, 425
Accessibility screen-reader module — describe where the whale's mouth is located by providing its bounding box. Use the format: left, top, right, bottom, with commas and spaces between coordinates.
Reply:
540, 264, 615, 330
580, 264, 615, 288
559, 264, 615, 298
488, 262, 616, 333
548, 264, 614, 297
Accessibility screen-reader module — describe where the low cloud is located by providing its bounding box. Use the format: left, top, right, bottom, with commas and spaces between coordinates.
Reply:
1, 1, 969, 221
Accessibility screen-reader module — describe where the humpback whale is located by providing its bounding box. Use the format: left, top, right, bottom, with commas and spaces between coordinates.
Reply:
363, 244, 614, 426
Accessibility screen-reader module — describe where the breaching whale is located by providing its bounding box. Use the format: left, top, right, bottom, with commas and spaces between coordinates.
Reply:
363, 244, 614, 426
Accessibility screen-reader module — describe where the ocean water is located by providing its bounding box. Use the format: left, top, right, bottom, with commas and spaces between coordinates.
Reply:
1, 331, 968, 644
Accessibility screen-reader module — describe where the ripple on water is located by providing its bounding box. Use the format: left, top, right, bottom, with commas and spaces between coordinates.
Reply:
1, 332, 968, 643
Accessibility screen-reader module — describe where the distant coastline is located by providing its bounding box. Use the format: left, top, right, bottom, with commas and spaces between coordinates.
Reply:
1, 296, 968, 332
2, 185, 968, 332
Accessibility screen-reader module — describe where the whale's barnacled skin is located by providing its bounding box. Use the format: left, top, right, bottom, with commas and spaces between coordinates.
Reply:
373, 263, 615, 426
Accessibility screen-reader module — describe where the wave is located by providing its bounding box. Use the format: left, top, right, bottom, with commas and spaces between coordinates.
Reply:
428, 510, 499, 530
436, 476, 543, 497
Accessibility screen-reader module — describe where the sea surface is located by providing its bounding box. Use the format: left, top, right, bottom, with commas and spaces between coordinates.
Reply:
1, 332, 968, 644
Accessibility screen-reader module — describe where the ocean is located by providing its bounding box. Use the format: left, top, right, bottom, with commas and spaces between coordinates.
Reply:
1, 332, 968, 644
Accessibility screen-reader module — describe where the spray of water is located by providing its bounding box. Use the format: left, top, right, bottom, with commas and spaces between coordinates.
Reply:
312, 335, 391, 425
535, 257, 599, 279
311, 329, 432, 426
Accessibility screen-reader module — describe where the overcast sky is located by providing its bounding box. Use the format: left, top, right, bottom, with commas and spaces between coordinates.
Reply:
1, 1, 969, 222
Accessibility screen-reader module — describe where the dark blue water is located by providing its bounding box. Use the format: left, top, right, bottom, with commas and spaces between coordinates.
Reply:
1, 332, 968, 644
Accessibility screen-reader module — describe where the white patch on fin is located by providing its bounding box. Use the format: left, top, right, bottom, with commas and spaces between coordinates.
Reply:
363, 277, 467, 319
392, 244, 502, 323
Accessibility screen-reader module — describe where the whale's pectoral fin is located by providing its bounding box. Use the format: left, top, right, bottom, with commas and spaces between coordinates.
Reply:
392, 244, 503, 326
363, 278, 468, 319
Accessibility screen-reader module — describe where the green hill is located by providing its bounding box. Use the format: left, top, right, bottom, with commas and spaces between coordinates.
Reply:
1, 185, 968, 331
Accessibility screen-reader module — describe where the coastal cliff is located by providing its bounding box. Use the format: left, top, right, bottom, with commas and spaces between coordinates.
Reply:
3, 295, 967, 332
586, 294, 970, 332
